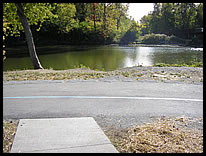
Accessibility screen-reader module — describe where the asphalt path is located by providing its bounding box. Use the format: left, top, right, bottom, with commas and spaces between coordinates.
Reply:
3, 80, 203, 129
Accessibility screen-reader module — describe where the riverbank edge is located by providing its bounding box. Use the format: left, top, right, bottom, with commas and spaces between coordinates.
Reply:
4, 43, 203, 58
3, 66, 203, 84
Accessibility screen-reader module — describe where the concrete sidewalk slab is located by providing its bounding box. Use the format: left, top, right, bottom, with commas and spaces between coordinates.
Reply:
10, 117, 118, 153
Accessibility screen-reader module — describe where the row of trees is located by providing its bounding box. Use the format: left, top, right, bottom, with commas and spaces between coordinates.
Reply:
39, 3, 141, 44
4, 3, 203, 46
4, 3, 135, 45
140, 3, 203, 38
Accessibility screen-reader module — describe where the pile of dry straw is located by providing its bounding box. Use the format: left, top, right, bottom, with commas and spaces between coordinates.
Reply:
120, 117, 203, 153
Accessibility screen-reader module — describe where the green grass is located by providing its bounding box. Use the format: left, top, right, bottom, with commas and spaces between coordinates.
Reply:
74, 64, 90, 69
153, 61, 203, 67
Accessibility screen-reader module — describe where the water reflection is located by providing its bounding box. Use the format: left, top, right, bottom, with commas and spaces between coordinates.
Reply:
3, 45, 203, 71
39, 47, 126, 71
134, 47, 154, 66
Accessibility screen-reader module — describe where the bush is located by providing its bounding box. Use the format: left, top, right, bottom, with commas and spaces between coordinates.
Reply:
139, 33, 186, 45
141, 33, 169, 44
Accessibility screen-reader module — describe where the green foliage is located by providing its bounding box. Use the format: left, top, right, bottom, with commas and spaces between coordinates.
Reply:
160, 3, 175, 34
3, 3, 56, 36
140, 33, 169, 44
3, 3, 203, 46
195, 3, 203, 27
55, 3, 77, 33
153, 60, 203, 67
120, 20, 141, 44
3, 3, 19, 36
3, 18, 9, 61
74, 64, 90, 69
138, 33, 187, 45
140, 14, 152, 35
74, 3, 91, 23
140, 3, 203, 42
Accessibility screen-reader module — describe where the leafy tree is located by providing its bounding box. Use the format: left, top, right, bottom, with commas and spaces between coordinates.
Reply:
100, 3, 129, 42
114, 3, 129, 31
3, 18, 9, 61
55, 3, 77, 33
140, 14, 152, 35
176, 3, 197, 30
4, 3, 133, 47
15, 3, 43, 69
195, 3, 203, 28
74, 3, 90, 22
160, 3, 175, 35
172, 3, 200, 39
120, 20, 141, 44
3, 3, 56, 69
139, 3, 203, 40
150, 3, 162, 33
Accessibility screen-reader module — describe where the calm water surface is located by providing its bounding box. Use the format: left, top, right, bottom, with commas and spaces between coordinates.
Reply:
3, 45, 203, 71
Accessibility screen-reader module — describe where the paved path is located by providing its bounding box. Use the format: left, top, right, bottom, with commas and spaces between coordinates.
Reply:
10, 117, 118, 153
3, 80, 203, 123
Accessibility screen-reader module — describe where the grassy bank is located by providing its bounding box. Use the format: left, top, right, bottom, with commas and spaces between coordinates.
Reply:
3, 66, 203, 84
153, 62, 203, 67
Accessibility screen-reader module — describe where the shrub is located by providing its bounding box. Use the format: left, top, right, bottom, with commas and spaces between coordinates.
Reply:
139, 33, 187, 45
141, 33, 169, 44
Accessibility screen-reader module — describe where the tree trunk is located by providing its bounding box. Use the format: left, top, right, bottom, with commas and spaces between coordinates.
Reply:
93, 3, 96, 31
15, 3, 43, 69
117, 17, 120, 30
93, 15, 96, 31
103, 3, 106, 30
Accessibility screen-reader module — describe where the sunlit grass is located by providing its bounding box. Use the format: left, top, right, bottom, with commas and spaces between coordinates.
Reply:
153, 61, 203, 67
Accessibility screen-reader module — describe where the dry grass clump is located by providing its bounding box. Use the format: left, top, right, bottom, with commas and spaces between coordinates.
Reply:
3, 120, 18, 153
3, 69, 107, 81
121, 117, 203, 153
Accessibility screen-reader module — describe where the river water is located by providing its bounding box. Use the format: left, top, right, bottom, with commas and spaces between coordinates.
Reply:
3, 45, 203, 71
